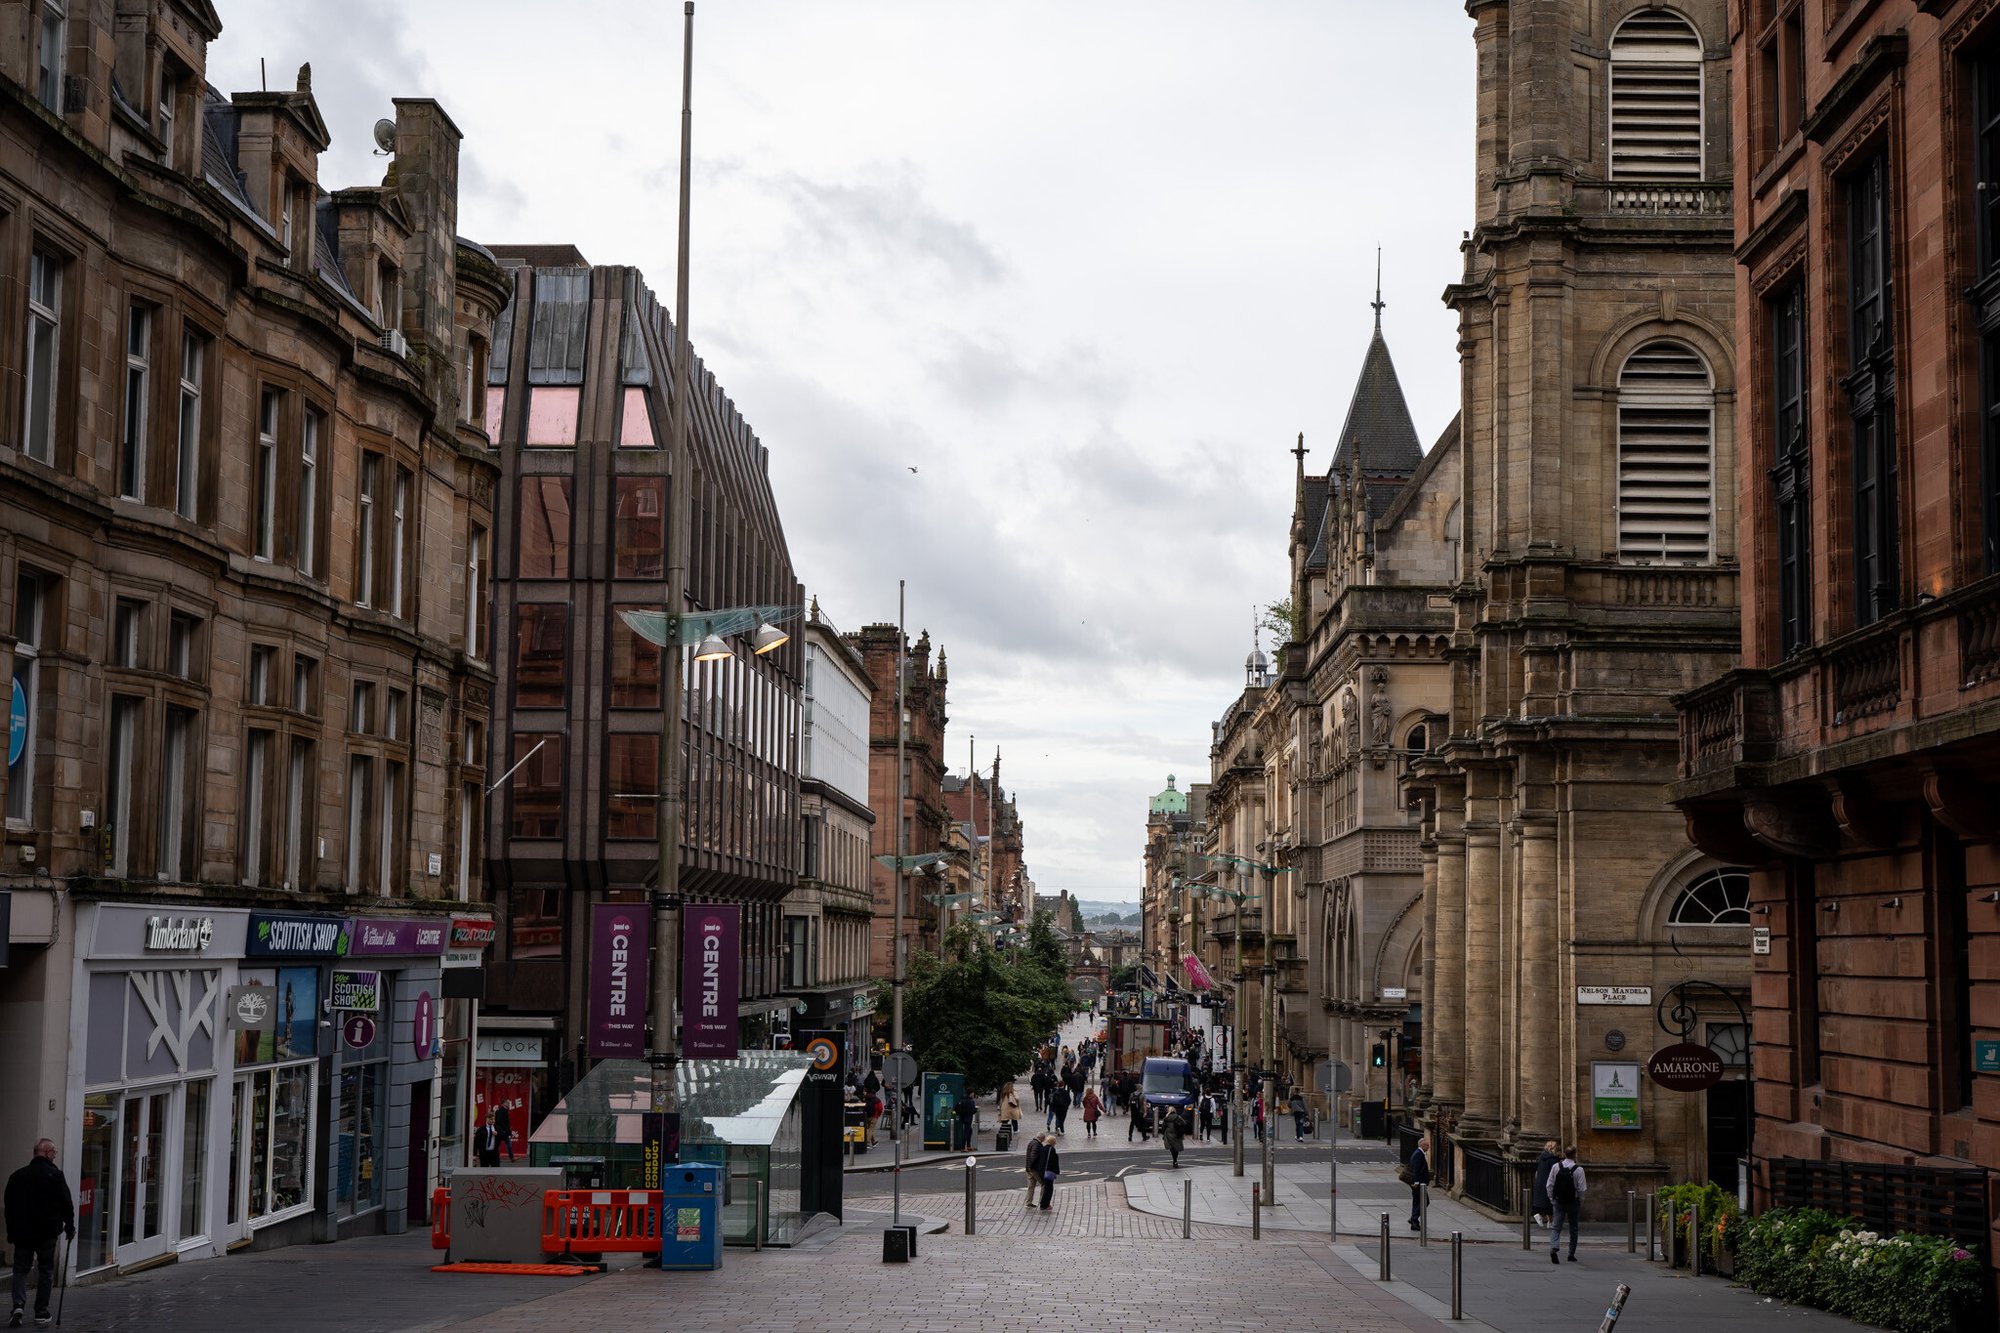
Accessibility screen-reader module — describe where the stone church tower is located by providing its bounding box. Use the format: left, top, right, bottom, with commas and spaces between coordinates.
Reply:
1408, 1, 1750, 1210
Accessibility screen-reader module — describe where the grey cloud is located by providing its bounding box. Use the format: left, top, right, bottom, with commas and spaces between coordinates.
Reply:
924, 332, 1130, 415
772, 162, 1008, 289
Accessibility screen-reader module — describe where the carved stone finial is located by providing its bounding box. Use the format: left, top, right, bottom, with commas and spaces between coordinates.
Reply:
297, 62, 312, 92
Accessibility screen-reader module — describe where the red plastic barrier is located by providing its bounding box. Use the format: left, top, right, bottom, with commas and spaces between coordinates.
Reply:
541, 1190, 663, 1255
431, 1188, 452, 1250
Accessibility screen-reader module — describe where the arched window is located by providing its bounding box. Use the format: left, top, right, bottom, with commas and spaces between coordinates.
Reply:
1405, 723, 1427, 754
1610, 10, 1704, 180
1617, 339, 1714, 563
1669, 868, 1751, 925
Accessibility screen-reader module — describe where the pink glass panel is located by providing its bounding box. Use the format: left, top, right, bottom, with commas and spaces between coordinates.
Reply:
525, 386, 579, 446
619, 387, 655, 448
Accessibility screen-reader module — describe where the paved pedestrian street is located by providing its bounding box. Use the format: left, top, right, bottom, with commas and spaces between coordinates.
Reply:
59, 1177, 1883, 1333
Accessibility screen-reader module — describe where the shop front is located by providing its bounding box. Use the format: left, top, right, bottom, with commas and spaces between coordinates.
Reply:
69, 903, 251, 1275
344, 915, 448, 1234
472, 1029, 542, 1161
231, 912, 350, 1251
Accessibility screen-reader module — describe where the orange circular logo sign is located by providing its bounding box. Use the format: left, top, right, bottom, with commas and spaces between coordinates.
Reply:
806, 1037, 840, 1071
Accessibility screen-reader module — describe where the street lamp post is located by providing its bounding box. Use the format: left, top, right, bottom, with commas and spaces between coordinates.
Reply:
648, 0, 698, 1123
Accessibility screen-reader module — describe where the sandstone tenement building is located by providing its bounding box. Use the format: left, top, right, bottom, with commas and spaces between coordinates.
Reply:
0, 0, 503, 1269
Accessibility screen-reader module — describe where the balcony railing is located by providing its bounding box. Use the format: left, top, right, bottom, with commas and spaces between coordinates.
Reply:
1829, 625, 1901, 723
1606, 182, 1731, 215
1959, 578, 2000, 686
1675, 670, 1776, 781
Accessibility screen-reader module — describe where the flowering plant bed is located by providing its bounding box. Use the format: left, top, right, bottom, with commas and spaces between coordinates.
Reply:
1732, 1207, 1986, 1333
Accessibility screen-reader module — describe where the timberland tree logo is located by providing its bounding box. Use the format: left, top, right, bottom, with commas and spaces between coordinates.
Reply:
130, 969, 221, 1074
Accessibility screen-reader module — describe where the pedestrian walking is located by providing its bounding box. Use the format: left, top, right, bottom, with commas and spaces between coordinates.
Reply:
1080, 1086, 1102, 1139
1403, 1135, 1432, 1231
474, 1116, 502, 1167
1064, 1062, 1085, 1103
1253, 1093, 1266, 1144
1049, 1084, 1072, 1135
1031, 1066, 1049, 1112
1290, 1088, 1308, 1140
5, 1138, 74, 1329
1197, 1092, 1215, 1141
954, 1091, 979, 1151
1024, 1132, 1046, 1208
1530, 1138, 1559, 1228
1033, 1133, 1061, 1210
1160, 1108, 1186, 1168
866, 1089, 883, 1146
998, 1081, 1023, 1135
1216, 1092, 1230, 1144
1546, 1146, 1586, 1263
1126, 1092, 1151, 1142
493, 1101, 517, 1162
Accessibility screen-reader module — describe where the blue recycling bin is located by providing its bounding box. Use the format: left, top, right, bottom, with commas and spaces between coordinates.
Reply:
658, 1163, 724, 1271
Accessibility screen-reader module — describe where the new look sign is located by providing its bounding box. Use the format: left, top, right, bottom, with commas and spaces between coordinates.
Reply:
681, 904, 740, 1059
588, 903, 650, 1059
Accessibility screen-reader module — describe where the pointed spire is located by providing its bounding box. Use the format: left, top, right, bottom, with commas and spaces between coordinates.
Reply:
1372, 246, 1385, 332
1293, 431, 1308, 486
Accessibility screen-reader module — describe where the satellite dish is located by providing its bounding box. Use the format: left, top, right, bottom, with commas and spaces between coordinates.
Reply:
371, 118, 397, 155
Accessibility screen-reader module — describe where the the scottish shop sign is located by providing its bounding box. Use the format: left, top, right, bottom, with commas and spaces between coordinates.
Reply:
246, 912, 350, 958
1592, 1061, 1642, 1129
329, 969, 382, 1012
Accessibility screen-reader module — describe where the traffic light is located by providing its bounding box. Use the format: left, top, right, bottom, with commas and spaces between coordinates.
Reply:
1371, 1042, 1386, 1068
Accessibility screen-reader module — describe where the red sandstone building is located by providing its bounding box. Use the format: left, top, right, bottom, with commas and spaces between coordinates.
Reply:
849, 625, 948, 980
1674, 0, 2000, 1264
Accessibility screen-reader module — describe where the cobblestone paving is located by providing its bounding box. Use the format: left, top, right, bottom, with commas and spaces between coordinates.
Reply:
446, 1215, 1446, 1333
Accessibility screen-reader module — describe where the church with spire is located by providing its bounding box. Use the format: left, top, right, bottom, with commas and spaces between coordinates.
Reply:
1189, 277, 1462, 1115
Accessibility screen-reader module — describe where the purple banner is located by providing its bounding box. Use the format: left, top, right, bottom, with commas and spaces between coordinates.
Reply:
681, 903, 740, 1059
347, 917, 449, 956
588, 903, 650, 1059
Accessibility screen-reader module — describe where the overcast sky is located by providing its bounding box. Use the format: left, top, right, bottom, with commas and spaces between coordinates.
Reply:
210, 2, 1473, 905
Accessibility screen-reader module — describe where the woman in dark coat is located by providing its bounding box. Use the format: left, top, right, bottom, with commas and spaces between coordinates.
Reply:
1530, 1138, 1560, 1227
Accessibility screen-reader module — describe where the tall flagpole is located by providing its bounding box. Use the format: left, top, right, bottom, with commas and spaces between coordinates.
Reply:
651, 0, 696, 1118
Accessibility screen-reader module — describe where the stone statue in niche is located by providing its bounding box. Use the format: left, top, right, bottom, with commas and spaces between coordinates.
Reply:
1370, 692, 1392, 747
1341, 687, 1360, 754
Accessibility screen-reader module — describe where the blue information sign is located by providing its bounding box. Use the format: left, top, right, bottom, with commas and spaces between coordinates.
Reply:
8, 678, 25, 767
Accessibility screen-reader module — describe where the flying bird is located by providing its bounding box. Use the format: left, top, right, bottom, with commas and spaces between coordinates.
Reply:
908, 466, 918, 473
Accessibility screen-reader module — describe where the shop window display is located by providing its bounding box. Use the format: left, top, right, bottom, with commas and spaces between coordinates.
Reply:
335, 1012, 388, 1216
234, 966, 319, 1224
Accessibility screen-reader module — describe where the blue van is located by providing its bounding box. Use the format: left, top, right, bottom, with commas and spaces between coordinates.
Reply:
1140, 1057, 1198, 1118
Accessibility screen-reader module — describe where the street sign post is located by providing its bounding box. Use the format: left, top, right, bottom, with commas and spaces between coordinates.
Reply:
884, 1049, 919, 1091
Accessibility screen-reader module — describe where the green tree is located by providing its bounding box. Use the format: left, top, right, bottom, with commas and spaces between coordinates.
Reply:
1109, 961, 1140, 991
1262, 597, 1301, 646
902, 921, 1073, 1093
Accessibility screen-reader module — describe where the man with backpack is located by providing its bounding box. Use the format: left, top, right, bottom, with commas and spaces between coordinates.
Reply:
1546, 1146, 1587, 1263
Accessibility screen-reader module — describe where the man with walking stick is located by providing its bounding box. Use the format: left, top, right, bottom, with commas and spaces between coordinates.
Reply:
5, 1138, 74, 1327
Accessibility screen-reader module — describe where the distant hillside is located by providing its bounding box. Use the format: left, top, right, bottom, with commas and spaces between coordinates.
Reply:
1073, 898, 1141, 918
